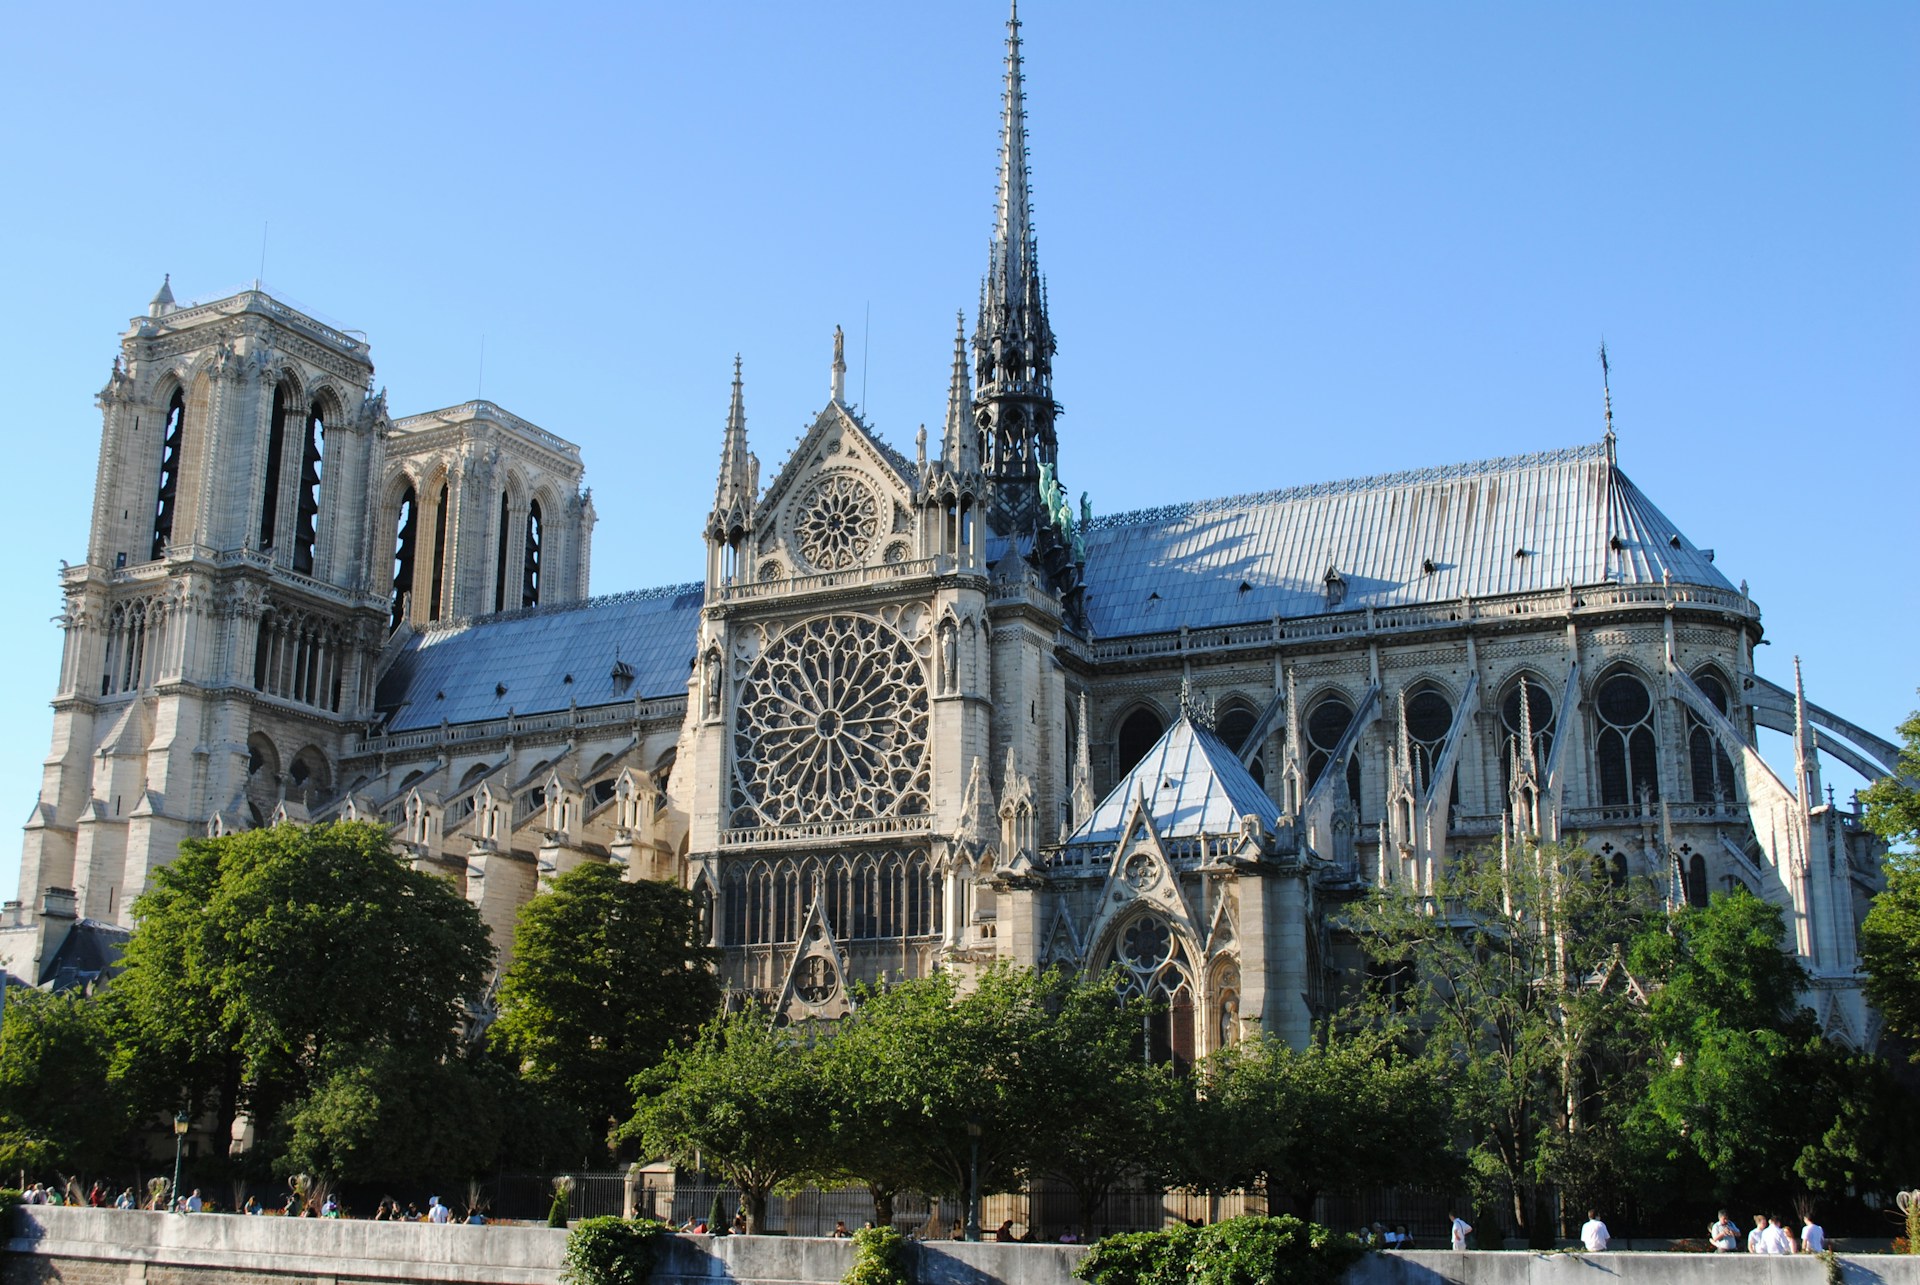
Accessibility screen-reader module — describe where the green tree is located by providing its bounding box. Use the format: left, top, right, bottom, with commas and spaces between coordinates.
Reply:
492, 864, 720, 1154
1629, 887, 1919, 1202
623, 1009, 832, 1232
109, 821, 494, 1180
0, 987, 135, 1175
823, 965, 1115, 1224
1349, 838, 1649, 1246
1168, 1030, 1454, 1218
1860, 705, 1920, 1049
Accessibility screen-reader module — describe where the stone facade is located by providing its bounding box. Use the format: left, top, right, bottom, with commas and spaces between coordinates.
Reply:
2, 12, 1896, 1059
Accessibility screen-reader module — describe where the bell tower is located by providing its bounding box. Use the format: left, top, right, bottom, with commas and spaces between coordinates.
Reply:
16, 283, 390, 943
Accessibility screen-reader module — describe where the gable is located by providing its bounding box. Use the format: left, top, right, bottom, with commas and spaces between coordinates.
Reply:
752, 404, 920, 582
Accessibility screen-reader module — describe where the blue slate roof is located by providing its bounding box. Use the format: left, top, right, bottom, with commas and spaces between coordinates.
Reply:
1080, 441, 1733, 638
1066, 717, 1281, 848
376, 583, 704, 731
38, 919, 130, 991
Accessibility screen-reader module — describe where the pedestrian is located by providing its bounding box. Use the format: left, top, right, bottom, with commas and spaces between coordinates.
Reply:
466, 1208, 487, 1225
428, 1196, 451, 1224
1579, 1210, 1610, 1252
1801, 1211, 1826, 1253
831, 1220, 851, 1238
1709, 1211, 1738, 1252
115, 1189, 135, 1211
1772, 1216, 1796, 1254
184, 1189, 204, 1215
1449, 1211, 1473, 1251
1748, 1214, 1770, 1253
731, 1211, 748, 1235
87, 1183, 105, 1207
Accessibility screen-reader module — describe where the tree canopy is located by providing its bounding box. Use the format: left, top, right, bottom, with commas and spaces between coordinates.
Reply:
492, 863, 720, 1153
0, 986, 133, 1175
1860, 705, 1920, 1049
109, 821, 494, 1182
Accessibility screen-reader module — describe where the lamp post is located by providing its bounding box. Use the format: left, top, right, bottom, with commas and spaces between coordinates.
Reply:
964, 1115, 982, 1242
170, 1112, 189, 1212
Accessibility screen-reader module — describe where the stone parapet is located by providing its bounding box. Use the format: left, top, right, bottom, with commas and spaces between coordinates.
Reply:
8, 1209, 1918, 1285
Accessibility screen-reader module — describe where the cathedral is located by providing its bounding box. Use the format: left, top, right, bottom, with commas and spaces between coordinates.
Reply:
0, 10, 1898, 1060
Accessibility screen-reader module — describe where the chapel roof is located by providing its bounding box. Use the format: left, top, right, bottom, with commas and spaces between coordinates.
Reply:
1064, 716, 1282, 849
37, 918, 130, 991
1081, 440, 1733, 637
371, 440, 1733, 732
375, 582, 703, 731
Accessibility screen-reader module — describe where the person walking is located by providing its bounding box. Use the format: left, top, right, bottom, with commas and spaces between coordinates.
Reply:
1800, 1211, 1825, 1253
1748, 1214, 1771, 1253
1449, 1211, 1473, 1251
1579, 1211, 1610, 1252
1709, 1211, 1739, 1252
428, 1196, 451, 1224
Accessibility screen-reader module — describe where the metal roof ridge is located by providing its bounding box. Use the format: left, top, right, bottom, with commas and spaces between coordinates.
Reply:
1087, 439, 1610, 532
410, 580, 704, 638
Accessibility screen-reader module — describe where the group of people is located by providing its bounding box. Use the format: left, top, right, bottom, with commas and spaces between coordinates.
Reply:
1709, 1210, 1825, 1254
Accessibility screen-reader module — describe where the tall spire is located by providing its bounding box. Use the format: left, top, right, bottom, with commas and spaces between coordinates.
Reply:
992, 1, 1036, 316
973, 0, 1060, 534
942, 310, 977, 471
710, 356, 754, 540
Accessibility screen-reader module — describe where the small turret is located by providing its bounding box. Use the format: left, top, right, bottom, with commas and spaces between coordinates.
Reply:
148, 274, 176, 318
707, 357, 757, 587
940, 311, 979, 474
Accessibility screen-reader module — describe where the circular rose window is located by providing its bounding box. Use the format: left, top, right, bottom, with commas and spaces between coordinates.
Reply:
794, 473, 878, 571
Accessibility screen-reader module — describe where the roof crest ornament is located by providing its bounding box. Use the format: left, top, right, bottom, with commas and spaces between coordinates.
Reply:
830, 325, 847, 404
1600, 340, 1617, 466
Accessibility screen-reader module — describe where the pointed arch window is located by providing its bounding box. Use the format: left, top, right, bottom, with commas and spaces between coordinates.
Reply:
428, 484, 449, 621
493, 491, 511, 613
1116, 708, 1164, 779
1687, 672, 1738, 805
150, 389, 186, 560
1595, 671, 1659, 806
260, 383, 289, 549
1110, 913, 1196, 1071
1403, 686, 1457, 803
389, 487, 418, 631
292, 402, 326, 574
1500, 677, 1557, 796
522, 499, 543, 608
1306, 693, 1362, 806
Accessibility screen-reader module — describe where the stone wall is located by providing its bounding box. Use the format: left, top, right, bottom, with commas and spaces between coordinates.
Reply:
8, 1208, 1919, 1285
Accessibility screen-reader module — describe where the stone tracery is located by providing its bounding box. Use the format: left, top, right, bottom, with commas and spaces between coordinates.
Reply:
793, 472, 879, 571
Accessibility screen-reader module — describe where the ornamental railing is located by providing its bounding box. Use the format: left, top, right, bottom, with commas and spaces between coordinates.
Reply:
712, 556, 956, 603
1091, 582, 1757, 664
718, 813, 935, 848
351, 696, 684, 755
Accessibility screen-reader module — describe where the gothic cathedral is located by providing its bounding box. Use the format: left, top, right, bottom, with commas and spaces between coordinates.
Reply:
2, 11, 1897, 1060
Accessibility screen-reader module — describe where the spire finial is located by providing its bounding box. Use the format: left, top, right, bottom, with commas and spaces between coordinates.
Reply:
711, 357, 753, 538
1599, 340, 1616, 463
149, 273, 176, 318
830, 325, 846, 403
942, 310, 976, 470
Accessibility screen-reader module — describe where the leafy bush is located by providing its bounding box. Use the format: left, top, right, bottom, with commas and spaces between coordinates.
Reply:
1076, 1224, 1200, 1285
0, 1188, 22, 1218
1077, 1217, 1363, 1285
548, 1186, 571, 1228
844, 1224, 910, 1285
561, 1216, 670, 1285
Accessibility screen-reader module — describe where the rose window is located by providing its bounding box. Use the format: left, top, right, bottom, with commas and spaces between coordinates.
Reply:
1122, 915, 1173, 970
794, 474, 879, 571
731, 614, 930, 827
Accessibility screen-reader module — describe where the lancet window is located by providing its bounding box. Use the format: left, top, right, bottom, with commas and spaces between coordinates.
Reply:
522, 499, 543, 608
1306, 693, 1362, 806
292, 402, 325, 574
1403, 685, 1456, 800
1499, 676, 1556, 796
1687, 671, 1738, 805
261, 383, 289, 549
493, 491, 511, 612
1595, 670, 1660, 806
1116, 707, 1164, 779
150, 389, 186, 560
389, 487, 417, 631
720, 849, 941, 947
428, 484, 449, 621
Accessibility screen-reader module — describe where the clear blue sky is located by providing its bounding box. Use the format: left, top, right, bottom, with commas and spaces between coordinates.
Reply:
1, 2, 1914, 899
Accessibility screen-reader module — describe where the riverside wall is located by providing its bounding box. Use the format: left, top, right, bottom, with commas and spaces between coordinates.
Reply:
7, 1207, 1920, 1285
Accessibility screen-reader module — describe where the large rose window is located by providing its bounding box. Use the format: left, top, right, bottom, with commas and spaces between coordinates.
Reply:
731, 614, 930, 827
794, 474, 878, 571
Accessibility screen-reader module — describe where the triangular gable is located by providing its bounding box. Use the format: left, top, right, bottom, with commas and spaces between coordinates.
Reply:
776, 892, 854, 1021
756, 402, 916, 526
1066, 716, 1281, 848
1080, 790, 1205, 967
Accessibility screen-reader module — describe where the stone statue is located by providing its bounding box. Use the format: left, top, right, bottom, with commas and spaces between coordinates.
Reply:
704, 649, 722, 719
939, 617, 958, 693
